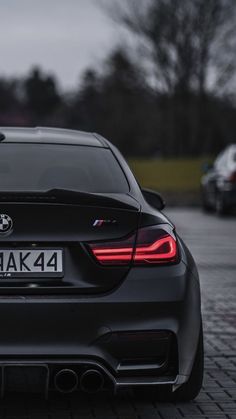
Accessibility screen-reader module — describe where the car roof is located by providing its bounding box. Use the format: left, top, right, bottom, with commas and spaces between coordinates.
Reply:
0, 127, 108, 147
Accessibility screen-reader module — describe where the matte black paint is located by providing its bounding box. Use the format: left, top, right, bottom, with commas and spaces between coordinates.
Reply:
0, 127, 202, 395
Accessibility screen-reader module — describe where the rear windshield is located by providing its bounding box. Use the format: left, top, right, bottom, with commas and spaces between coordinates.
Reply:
0, 144, 129, 193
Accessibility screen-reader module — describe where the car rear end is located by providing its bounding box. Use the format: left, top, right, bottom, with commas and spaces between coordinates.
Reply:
0, 129, 201, 397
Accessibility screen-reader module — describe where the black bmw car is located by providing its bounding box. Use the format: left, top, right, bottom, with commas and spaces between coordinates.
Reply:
0, 127, 203, 401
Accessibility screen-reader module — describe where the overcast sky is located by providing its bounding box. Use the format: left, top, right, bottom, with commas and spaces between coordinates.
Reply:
0, 0, 118, 89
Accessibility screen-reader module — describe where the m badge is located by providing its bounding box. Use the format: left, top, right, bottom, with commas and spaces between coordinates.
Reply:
93, 219, 118, 227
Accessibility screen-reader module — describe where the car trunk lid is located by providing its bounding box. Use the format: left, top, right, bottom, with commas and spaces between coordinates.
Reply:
0, 192, 140, 293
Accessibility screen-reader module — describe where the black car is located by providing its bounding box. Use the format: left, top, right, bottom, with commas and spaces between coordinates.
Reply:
0, 127, 203, 401
201, 144, 236, 215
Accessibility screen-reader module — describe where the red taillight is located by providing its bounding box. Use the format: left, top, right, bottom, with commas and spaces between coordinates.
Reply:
92, 245, 133, 264
89, 226, 178, 266
134, 235, 177, 263
228, 171, 236, 183
90, 238, 134, 265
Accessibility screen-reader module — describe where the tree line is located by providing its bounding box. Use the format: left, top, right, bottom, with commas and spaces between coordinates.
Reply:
1, 0, 236, 157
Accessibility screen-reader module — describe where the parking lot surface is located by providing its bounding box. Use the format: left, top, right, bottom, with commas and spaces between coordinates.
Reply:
1, 209, 236, 419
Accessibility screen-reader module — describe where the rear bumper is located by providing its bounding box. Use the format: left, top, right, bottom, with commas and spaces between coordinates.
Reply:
0, 260, 201, 392
0, 359, 179, 397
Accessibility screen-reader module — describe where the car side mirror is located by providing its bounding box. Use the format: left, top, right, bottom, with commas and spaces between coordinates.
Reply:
202, 162, 213, 174
142, 188, 165, 210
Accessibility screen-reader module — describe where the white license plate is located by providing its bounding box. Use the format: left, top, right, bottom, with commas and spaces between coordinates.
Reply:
0, 249, 63, 278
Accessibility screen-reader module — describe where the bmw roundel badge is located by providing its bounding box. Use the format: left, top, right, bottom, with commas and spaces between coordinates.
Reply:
0, 214, 13, 235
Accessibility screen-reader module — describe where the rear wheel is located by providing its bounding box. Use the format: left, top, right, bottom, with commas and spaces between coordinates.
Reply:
201, 190, 213, 213
215, 193, 228, 216
134, 322, 204, 402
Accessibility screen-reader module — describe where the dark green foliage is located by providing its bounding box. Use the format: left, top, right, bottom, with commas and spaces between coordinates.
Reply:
0, 48, 236, 156
24, 67, 62, 121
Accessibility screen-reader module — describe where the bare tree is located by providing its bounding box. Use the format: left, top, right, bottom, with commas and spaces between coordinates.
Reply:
103, 0, 236, 95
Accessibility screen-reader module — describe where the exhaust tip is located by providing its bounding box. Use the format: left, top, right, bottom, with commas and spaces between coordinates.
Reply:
54, 369, 78, 393
80, 369, 104, 393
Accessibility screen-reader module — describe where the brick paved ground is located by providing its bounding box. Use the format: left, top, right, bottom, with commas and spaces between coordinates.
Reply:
1, 209, 236, 418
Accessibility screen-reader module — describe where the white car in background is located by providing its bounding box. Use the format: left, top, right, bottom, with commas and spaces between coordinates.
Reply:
201, 144, 236, 215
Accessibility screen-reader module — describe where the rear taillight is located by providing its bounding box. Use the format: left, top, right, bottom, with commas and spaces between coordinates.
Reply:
89, 234, 134, 266
228, 171, 236, 183
89, 225, 178, 266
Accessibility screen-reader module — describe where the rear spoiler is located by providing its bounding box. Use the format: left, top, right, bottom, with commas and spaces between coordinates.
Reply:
0, 189, 140, 211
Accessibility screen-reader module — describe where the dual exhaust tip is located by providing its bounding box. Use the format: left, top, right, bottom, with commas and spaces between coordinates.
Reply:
54, 368, 104, 394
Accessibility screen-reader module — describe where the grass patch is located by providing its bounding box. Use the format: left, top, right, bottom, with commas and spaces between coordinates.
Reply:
129, 157, 211, 192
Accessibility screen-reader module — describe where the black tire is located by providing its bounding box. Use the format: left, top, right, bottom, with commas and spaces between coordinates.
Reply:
215, 193, 228, 216
202, 199, 213, 213
134, 322, 204, 402
201, 190, 213, 213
